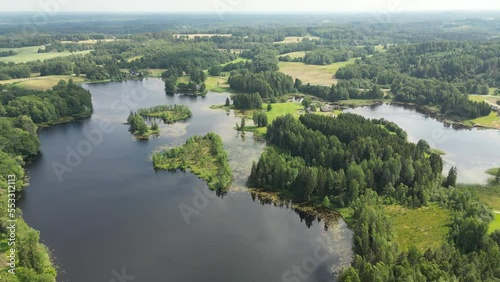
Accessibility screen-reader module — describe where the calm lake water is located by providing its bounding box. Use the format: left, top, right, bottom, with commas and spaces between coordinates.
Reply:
19, 78, 352, 282
347, 104, 500, 184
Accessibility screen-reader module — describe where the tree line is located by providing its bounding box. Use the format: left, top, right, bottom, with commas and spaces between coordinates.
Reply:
248, 113, 500, 281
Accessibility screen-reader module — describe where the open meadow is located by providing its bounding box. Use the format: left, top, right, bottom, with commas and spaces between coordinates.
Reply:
0, 46, 91, 63
278, 58, 358, 86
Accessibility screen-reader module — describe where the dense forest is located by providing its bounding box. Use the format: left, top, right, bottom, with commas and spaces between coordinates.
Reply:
249, 114, 500, 281
0, 81, 95, 281
0, 80, 93, 124
1, 12, 500, 281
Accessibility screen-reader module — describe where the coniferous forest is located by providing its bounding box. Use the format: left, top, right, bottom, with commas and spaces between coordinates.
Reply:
1, 11, 500, 282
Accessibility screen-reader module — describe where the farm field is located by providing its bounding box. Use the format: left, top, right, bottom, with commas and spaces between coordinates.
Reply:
60, 39, 120, 44
278, 51, 306, 58
0, 74, 86, 90
273, 35, 320, 44
278, 58, 358, 86
173, 33, 232, 39
0, 46, 91, 63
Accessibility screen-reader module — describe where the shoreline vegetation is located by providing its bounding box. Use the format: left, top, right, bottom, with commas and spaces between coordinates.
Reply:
126, 112, 160, 140
247, 113, 500, 280
152, 133, 232, 192
0, 80, 93, 281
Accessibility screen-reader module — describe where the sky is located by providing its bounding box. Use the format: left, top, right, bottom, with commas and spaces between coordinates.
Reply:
2, 0, 500, 13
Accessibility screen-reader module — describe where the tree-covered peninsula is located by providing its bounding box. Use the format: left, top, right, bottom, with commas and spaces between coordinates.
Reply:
153, 133, 232, 192
249, 113, 500, 281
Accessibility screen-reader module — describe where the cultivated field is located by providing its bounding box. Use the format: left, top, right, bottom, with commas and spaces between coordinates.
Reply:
60, 39, 120, 44
278, 58, 358, 86
0, 46, 91, 63
273, 36, 320, 44
0, 75, 86, 90
174, 34, 232, 39
278, 51, 306, 59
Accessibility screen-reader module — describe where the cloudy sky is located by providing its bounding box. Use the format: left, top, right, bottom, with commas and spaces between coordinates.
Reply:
2, 0, 500, 12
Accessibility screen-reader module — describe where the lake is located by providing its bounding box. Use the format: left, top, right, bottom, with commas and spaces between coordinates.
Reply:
19, 78, 352, 282
347, 104, 500, 184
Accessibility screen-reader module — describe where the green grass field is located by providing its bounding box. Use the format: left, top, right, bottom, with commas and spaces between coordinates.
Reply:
240, 102, 303, 135
205, 76, 230, 93
173, 33, 232, 39
0, 74, 87, 90
273, 36, 320, 44
279, 51, 306, 59
278, 58, 358, 86
60, 39, 119, 44
384, 204, 450, 251
460, 178, 500, 233
467, 95, 500, 128
0, 46, 91, 63
221, 57, 249, 66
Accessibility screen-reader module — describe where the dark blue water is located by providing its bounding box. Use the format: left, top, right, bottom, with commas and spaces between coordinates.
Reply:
20, 78, 352, 282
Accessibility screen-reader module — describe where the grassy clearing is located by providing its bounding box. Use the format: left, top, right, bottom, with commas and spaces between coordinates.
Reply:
460, 177, 500, 233
221, 57, 249, 66
60, 39, 120, 44
337, 99, 385, 107
273, 36, 320, 44
145, 69, 168, 77
279, 51, 306, 59
278, 58, 358, 86
205, 76, 230, 93
239, 102, 303, 135
0, 46, 91, 63
490, 88, 499, 95
374, 44, 386, 52
0, 74, 86, 90
174, 33, 232, 39
468, 94, 500, 104
468, 111, 500, 129
384, 204, 450, 251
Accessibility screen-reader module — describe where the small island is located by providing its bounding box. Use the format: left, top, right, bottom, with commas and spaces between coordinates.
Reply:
126, 112, 160, 139
152, 133, 232, 191
137, 104, 192, 124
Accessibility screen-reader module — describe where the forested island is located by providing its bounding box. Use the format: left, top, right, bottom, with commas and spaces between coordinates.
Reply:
137, 104, 192, 124
152, 133, 232, 191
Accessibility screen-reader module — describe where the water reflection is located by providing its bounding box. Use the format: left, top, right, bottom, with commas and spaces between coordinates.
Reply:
19, 79, 352, 282
347, 104, 500, 183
